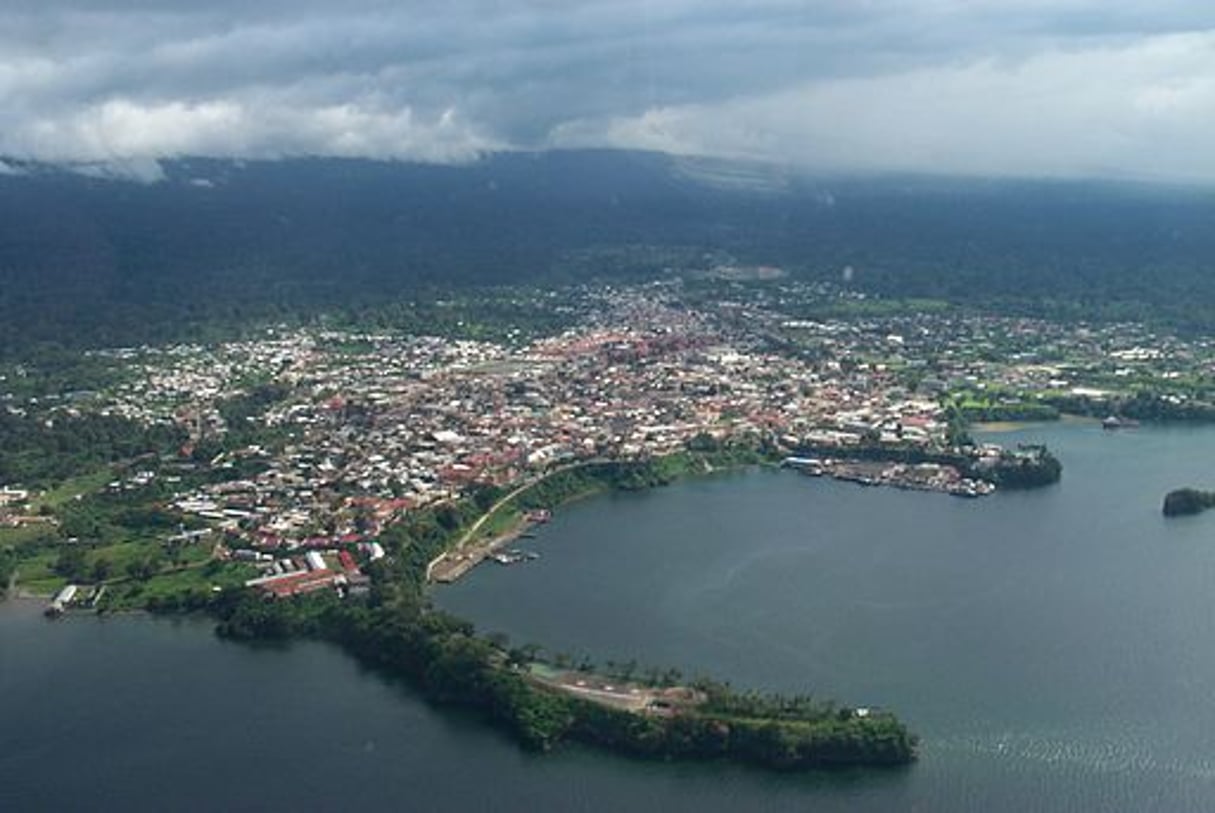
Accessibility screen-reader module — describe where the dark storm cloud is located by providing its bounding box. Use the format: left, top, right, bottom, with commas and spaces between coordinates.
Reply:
2, 1, 1213, 180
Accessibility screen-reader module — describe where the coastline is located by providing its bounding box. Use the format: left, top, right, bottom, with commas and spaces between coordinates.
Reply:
973, 414, 1099, 434
429, 514, 535, 583
19, 447, 918, 772
4, 589, 50, 603
427, 455, 760, 584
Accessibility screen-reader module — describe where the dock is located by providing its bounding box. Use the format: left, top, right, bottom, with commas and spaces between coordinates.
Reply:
45, 583, 78, 616
429, 522, 542, 583
430, 550, 485, 583
783, 456, 994, 497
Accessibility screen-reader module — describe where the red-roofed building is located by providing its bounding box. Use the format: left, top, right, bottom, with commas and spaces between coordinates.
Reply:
252, 569, 337, 599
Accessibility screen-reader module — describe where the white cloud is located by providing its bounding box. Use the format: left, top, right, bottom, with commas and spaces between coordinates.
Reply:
1, 2, 1214, 181
3, 97, 498, 171
557, 30, 1215, 182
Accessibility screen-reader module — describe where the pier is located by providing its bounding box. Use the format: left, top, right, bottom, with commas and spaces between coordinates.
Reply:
429, 522, 542, 583
783, 456, 994, 497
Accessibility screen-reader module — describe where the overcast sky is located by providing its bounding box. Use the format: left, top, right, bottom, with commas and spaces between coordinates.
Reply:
2, 0, 1214, 181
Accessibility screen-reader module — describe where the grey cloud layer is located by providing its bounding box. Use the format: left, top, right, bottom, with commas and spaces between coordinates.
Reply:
2, 1, 1214, 180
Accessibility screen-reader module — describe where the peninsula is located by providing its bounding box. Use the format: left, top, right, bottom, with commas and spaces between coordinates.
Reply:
205, 444, 917, 769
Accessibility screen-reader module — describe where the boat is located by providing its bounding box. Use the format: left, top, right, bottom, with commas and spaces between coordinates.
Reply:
1102, 415, 1140, 430
491, 548, 541, 566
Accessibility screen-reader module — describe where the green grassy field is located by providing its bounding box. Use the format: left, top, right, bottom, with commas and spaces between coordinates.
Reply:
32, 468, 115, 511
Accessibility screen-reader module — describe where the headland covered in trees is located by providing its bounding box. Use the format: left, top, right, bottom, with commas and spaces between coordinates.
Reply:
4, 402, 1069, 770
213, 445, 919, 770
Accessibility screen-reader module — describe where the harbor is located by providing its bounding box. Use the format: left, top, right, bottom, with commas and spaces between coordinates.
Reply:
783, 456, 995, 498
429, 508, 551, 583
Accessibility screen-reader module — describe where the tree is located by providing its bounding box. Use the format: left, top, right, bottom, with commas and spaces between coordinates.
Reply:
125, 553, 163, 581
53, 545, 88, 581
0, 545, 16, 592
506, 643, 541, 669
91, 557, 112, 583
687, 432, 721, 453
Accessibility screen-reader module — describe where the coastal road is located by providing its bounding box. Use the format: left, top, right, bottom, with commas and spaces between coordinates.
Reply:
426, 459, 604, 582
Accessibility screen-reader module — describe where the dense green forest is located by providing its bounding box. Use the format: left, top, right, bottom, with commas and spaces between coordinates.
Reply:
0, 410, 185, 486
2, 151, 1215, 358
215, 587, 914, 767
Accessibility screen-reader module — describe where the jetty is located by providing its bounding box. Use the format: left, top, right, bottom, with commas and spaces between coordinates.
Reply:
45, 584, 78, 617
782, 456, 994, 497
429, 523, 542, 583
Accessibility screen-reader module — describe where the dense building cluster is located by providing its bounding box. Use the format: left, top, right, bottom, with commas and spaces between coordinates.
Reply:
6, 279, 1207, 582
70, 287, 960, 551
